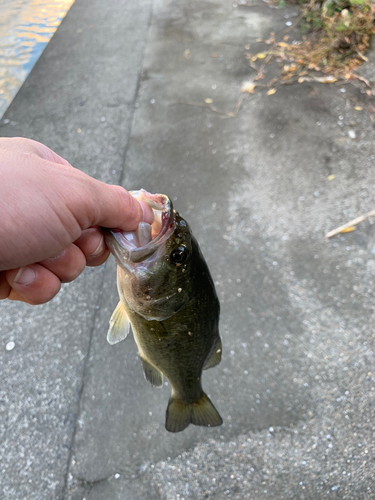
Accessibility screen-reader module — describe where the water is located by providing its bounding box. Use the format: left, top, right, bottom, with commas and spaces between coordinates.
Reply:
0, 0, 75, 118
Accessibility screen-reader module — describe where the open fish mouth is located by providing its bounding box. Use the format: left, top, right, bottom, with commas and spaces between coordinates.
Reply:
109, 189, 175, 263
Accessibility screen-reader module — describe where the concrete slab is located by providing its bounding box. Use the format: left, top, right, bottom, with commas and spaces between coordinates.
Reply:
0, 0, 152, 498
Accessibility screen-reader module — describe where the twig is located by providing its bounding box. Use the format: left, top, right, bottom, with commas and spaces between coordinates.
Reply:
356, 50, 368, 62
282, 13, 304, 35
228, 96, 245, 117
350, 73, 373, 90
251, 54, 273, 81
325, 209, 375, 238
175, 96, 245, 117
259, 54, 273, 72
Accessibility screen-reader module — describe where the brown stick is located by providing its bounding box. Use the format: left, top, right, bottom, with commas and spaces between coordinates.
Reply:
175, 96, 245, 117
325, 209, 375, 238
282, 13, 304, 35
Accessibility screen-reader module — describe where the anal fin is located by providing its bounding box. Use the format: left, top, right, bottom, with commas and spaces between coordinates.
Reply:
107, 301, 131, 345
141, 358, 163, 387
203, 337, 222, 370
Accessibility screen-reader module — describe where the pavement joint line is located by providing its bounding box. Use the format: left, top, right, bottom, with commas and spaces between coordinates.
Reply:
61, 263, 110, 500
62, 4, 156, 496
118, 0, 155, 189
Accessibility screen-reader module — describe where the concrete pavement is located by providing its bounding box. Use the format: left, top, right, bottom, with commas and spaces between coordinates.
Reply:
1, 0, 374, 498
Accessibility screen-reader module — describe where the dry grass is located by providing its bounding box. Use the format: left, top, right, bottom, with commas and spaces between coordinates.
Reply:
243, 0, 375, 93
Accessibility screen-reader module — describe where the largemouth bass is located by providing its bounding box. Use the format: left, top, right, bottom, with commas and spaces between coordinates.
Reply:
103, 189, 222, 433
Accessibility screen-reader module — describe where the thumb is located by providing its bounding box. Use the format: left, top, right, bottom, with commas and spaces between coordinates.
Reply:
89, 182, 154, 231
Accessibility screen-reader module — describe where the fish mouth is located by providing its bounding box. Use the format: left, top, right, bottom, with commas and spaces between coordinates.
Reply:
107, 189, 175, 264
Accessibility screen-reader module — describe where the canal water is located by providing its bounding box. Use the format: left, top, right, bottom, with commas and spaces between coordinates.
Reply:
0, 0, 75, 118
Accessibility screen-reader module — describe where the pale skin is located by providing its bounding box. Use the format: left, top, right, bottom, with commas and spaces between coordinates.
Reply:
0, 137, 154, 305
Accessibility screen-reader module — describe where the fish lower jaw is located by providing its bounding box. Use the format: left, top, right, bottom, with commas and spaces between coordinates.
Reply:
108, 190, 174, 263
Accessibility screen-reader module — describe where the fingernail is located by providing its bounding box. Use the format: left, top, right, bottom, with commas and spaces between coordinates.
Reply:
90, 236, 105, 257
14, 267, 36, 285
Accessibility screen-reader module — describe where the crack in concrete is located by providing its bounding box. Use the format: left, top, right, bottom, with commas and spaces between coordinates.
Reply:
61, 2, 155, 499
60, 266, 109, 499
118, 1, 155, 189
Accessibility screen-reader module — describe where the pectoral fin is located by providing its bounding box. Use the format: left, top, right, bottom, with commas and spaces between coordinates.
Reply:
107, 301, 131, 345
141, 358, 163, 387
203, 337, 222, 370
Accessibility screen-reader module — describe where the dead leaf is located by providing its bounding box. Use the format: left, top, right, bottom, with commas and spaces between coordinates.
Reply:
257, 53, 267, 59
283, 64, 296, 73
266, 88, 277, 95
241, 82, 256, 93
340, 226, 356, 233
205, 98, 213, 103
183, 49, 190, 59
314, 76, 337, 83
327, 174, 335, 180
278, 42, 288, 48
354, 106, 363, 110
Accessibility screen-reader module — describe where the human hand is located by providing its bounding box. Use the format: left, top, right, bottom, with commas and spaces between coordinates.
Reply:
0, 137, 153, 305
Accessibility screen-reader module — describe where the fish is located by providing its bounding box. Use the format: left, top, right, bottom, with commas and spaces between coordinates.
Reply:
103, 189, 223, 433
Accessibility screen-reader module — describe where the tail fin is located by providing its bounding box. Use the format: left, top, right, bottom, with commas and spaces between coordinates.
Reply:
165, 392, 222, 433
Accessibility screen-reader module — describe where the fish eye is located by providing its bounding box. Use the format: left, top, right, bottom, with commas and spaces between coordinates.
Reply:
170, 246, 189, 265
